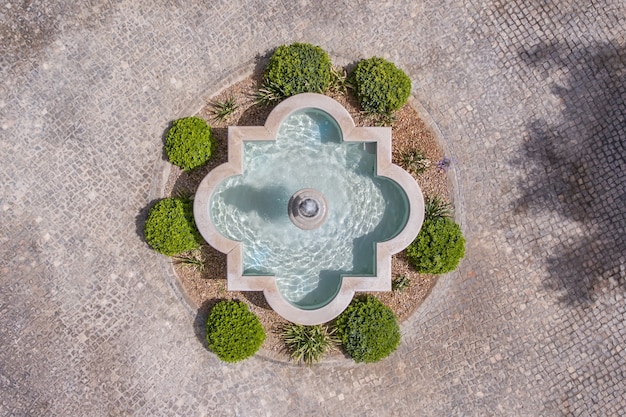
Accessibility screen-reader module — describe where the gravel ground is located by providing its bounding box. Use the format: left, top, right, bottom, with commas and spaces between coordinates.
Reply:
164, 69, 451, 355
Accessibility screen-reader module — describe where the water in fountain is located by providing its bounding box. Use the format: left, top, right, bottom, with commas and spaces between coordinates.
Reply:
209, 109, 408, 309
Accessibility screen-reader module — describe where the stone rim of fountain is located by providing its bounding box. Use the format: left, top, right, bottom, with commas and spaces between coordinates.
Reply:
193, 93, 425, 325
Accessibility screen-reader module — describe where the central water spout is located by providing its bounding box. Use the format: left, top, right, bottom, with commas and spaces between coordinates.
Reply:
298, 198, 319, 217
288, 189, 328, 230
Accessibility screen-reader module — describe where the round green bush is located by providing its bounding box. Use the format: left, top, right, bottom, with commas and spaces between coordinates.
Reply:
206, 300, 265, 363
165, 116, 213, 171
264, 43, 332, 97
406, 217, 466, 274
352, 57, 412, 115
335, 295, 400, 363
143, 197, 202, 256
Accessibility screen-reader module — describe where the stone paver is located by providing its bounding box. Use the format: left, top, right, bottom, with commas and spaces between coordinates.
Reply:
1, 0, 624, 416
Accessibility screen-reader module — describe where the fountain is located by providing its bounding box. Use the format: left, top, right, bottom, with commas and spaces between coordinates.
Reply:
194, 93, 424, 325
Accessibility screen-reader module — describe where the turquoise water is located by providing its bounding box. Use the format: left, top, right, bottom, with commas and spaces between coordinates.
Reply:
210, 109, 408, 309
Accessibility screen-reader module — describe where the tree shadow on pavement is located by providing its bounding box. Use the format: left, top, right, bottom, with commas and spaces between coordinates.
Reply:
513, 42, 626, 305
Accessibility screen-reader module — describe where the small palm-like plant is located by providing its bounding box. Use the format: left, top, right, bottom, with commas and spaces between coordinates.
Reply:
210, 97, 238, 122
173, 248, 205, 273
328, 66, 351, 94
280, 323, 339, 365
254, 81, 284, 105
424, 196, 452, 220
372, 111, 397, 127
400, 149, 430, 175
173, 187, 194, 200
392, 275, 410, 292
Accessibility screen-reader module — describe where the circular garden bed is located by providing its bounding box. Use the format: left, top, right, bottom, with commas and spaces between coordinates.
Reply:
148, 44, 464, 363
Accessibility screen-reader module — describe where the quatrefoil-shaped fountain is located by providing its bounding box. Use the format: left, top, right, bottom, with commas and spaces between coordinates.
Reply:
194, 93, 424, 325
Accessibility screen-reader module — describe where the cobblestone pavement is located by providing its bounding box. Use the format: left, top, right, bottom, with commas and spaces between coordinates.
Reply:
1, 0, 624, 416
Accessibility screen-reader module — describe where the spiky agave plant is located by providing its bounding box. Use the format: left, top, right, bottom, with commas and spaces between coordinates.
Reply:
424, 196, 452, 220
400, 149, 430, 175
254, 81, 285, 105
392, 275, 410, 292
328, 65, 352, 94
280, 323, 339, 365
210, 97, 239, 122
173, 248, 205, 273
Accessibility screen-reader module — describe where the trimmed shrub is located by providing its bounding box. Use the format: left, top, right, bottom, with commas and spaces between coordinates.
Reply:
281, 323, 338, 365
144, 197, 202, 256
165, 116, 213, 171
205, 300, 265, 363
263, 43, 332, 99
352, 57, 412, 115
335, 295, 400, 363
406, 217, 465, 274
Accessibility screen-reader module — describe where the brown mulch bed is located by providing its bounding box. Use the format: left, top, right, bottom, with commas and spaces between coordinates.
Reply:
164, 70, 451, 355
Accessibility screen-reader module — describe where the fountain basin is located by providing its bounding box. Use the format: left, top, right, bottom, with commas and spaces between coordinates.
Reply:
194, 93, 424, 325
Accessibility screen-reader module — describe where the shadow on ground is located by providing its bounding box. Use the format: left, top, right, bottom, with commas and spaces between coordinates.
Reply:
135, 199, 161, 243
513, 42, 626, 305
193, 298, 228, 349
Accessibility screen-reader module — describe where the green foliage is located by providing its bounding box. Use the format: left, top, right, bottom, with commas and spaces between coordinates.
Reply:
172, 187, 194, 200
328, 65, 352, 94
173, 248, 205, 273
406, 217, 465, 274
210, 97, 238, 122
392, 275, 410, 292
400, 149, 431, 175
254, 81, 284, 105
352, 57, 412, 116
424, 196, 452, 220
334, 295, 401, 363
281, 323, 339, 365
144, 197, 202, 256
205, 300, 265, 363
372, 112, 397, 127
165, 116, 214, 171
263, 43, 332, 99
